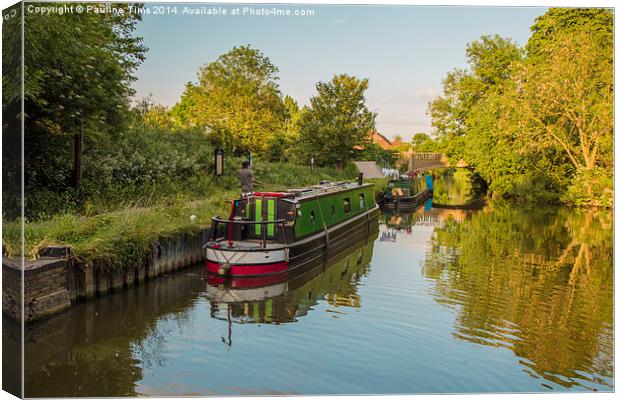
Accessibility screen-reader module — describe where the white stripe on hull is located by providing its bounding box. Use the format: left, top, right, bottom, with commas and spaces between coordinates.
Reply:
206, 247, 287, 265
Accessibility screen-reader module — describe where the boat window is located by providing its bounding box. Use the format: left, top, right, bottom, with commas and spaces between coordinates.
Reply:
343, 198, 351, 213
310, 211, 317, 225
330, 204, 336, 218
359, 193, 365, 209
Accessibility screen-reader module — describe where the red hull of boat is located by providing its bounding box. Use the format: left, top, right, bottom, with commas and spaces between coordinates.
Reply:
205, 260, 289, 276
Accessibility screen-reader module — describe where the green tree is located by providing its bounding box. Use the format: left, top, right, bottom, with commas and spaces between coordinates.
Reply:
411, 133, 431, 148
173, 45, 285, 155
298, 74, 376, 169
526, 8, 613, 61
283, 95, 304, 140
429, 35, 522, 161
23, 5, 147, 190
506, 29, 613, 206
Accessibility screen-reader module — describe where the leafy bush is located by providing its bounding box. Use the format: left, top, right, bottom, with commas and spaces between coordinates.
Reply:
23, 126, 216, 219
562, 167, 613, 208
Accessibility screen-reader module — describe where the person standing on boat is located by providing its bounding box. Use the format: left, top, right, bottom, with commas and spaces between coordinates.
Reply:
238, 160, 254, 194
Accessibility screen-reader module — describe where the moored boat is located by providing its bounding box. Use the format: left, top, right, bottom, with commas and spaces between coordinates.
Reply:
381, 175, 431, 210
204, 180, 380, 277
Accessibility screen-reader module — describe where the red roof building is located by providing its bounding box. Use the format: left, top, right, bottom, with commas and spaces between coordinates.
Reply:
354, 130, 394, 150
371, 130, 393, 150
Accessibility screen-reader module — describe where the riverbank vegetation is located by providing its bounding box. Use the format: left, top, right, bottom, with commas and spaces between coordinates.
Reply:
429, 9, 613, 207
4, 161, 356, 265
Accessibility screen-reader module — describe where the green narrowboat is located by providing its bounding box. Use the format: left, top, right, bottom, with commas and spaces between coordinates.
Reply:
381, 176, 430, 210
205, 180, 380, 277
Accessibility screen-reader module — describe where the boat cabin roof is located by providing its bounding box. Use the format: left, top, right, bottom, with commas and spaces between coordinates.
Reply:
244, 181, 373, 202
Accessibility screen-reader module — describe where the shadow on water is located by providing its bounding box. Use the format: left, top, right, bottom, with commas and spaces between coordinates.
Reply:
17, 267, 206, 397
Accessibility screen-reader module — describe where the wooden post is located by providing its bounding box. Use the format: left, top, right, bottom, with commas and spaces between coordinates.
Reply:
72, 116, 83, 187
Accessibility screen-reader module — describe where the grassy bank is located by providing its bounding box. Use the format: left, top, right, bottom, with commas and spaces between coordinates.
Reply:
3, 161, 358, 269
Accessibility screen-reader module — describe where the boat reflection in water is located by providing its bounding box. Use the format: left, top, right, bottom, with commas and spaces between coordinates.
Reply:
380, 195, 482, 243
205, 229, 379, 326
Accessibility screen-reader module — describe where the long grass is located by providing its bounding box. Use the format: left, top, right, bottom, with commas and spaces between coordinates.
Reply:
3, 161, 358, 270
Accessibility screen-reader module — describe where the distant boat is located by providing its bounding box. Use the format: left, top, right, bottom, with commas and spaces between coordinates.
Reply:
204, 181, 380, 277
380, 176, 431, 210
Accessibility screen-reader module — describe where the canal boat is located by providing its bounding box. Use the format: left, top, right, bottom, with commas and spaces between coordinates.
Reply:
380, 176, 430, 210
204, 180, 380, 277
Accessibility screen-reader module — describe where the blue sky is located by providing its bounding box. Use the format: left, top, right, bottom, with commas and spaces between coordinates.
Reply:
132, 4, 548, 140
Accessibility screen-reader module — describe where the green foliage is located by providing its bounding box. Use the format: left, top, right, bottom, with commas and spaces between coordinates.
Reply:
411, 132, 445, 152
297, 74, 376, 168
5, 5, 147, 220
429, 9, 613, 207
526, 8, 613, 61
172, 45, 285, 155
23, 125, 216, 219
283, 95, 304, 140
562, 167, 613, 208
412, 133, 431, 147
22, 4, 147, 156
429, 35, 522, 157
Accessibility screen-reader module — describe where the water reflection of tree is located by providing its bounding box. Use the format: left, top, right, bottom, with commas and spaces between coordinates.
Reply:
20, 271, 205, 397
433, 169, 486, 206
422, 204, 613, 390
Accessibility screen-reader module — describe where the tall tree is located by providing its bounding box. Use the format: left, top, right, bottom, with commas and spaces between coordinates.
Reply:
173, 46, 285, 155
298, 74, 376, 169
526, 8, 613, 61
504, 29, 613, 205
23, 5, 147, 189
429, 35, 522, 161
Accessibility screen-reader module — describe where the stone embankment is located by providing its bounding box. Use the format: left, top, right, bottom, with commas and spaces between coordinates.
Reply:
2, 229, 210, 322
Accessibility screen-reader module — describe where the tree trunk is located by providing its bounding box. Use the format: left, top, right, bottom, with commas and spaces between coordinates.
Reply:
72, 118, 83, 188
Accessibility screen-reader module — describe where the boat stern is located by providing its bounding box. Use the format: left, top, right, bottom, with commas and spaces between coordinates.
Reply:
205, 242, 288, 277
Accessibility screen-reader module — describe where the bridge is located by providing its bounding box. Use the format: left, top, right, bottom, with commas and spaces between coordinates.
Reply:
403, 152, 451, 173
354, 152, 467, 178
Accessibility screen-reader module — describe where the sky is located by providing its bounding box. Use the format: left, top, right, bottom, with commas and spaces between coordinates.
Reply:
132, 4, 548, 141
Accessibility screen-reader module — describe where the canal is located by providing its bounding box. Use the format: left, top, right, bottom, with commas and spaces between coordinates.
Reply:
5, 184, 613, 396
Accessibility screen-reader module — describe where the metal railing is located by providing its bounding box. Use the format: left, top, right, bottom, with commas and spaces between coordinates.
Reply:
210, 217, 289, 248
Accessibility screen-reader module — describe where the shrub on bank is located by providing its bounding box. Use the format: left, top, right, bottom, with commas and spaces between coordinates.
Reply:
23, 126, 215, 220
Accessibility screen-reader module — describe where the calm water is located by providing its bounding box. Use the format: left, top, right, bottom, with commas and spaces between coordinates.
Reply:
7, 198, 614, 396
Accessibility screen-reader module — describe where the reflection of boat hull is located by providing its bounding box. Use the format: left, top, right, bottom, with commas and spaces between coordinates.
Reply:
382, 189, 430, 210
206, 230, 379, 323
207, 273, 288, 289
206, 279, 288, 302
206, 205, 380, 277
